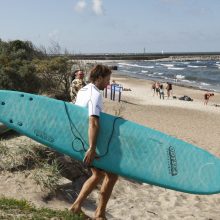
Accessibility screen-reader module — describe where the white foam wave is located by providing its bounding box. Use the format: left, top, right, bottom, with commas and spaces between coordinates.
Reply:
188, 65, 207, 68
145, 66, 154, 69
160, 64, 174, 67
118, 62, 154, 69
153, 72, 164, 75
141, 70, 148, 73
168, 67, 184, 70
181, 79, 196, 84
200, 82, 210, 86
176, 74, 185, 79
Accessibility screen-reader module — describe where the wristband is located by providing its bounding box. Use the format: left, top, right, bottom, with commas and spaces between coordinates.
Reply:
88, 147, 96, 152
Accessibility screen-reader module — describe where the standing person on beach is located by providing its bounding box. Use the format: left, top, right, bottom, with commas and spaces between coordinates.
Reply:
166, 82, 173, 99
151, 81, 156, 96
159, 84, 165, 99
204, 92, 214, 105
69, 64, 118, 220
70, 69, 86, 103
155, 81, 160, 96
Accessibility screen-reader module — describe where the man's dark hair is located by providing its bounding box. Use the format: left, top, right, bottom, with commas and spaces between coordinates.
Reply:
89, 64, 111, 83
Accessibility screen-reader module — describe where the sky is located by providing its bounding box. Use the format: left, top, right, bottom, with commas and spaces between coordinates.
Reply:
0, 0, 220, 53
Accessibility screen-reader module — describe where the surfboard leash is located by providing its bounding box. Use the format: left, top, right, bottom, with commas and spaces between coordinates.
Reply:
98, 116, 121, 158
63, 101, 87, 153
64, 101, 121, 158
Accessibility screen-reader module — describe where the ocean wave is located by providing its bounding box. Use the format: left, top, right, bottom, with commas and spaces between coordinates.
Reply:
188, 65, 207, 68
147, 74, 167, 80
168, 67, 184, 70
141, 70, 148, 73
160, 64, 174, 67
145, 66, 155, 69
118, 62, 154, 69
176, 75, 185, 79
147, 74, 154, 77
153, 72, 164, 75
118, 60, 220, 92
181, 79, 196, 84
200, 82, 210, 86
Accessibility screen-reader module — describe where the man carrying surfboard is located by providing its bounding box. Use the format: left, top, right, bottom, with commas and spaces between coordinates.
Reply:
69, 64, 118, 220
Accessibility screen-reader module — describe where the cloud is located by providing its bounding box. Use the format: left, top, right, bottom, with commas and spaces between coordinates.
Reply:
74, 0, 87, 12
74, 0, 104, 15
92, 0, 104, 15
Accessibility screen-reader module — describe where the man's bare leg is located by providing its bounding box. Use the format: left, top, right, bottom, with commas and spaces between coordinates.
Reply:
69, 168, 104, 214
94, 172, 118, 219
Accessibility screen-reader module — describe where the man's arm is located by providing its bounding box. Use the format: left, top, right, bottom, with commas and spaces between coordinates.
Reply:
83, 115, 99, 165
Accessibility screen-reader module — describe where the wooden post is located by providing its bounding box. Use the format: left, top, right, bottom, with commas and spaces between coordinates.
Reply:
105, 87, 107, 98
112, 85, 116, 101
118, 87, 122, 102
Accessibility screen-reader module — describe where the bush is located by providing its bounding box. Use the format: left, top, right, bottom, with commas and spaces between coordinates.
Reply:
0, 39, 43, 93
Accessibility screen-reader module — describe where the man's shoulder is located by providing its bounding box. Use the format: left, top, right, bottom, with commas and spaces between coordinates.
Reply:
72, 79, 82, 83
72, 79, 85, 87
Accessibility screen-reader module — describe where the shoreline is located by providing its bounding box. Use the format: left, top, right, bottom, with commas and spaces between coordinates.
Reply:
112, 70, 220, 94
84, 59, 220, 93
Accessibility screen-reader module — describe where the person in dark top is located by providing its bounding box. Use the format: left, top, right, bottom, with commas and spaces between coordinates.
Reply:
166, 82, 173, 99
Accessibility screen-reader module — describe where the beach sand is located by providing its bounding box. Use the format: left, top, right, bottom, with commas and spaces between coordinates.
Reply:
1, 71, 220, 219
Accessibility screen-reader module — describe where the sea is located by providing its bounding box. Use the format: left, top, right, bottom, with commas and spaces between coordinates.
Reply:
116, 60, 220, 92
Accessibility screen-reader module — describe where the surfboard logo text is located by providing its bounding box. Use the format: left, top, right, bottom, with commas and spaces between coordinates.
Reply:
34, 129, 54, 143
167, 146, 178, 176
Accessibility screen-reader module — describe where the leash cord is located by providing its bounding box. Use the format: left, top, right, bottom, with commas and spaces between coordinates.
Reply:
63, 101, 121, 158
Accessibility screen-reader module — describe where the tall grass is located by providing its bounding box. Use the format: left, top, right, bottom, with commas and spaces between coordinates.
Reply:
0, 197, 83, 219
0, 140, 63, 193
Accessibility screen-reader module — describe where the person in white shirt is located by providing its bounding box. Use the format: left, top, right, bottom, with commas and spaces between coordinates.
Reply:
69, 64, 118, 220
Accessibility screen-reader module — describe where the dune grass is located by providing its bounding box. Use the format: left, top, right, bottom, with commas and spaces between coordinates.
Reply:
0, 197, 83, 220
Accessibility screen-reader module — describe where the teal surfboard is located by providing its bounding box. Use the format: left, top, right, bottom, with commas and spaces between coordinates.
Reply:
0, 90, 220, 195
